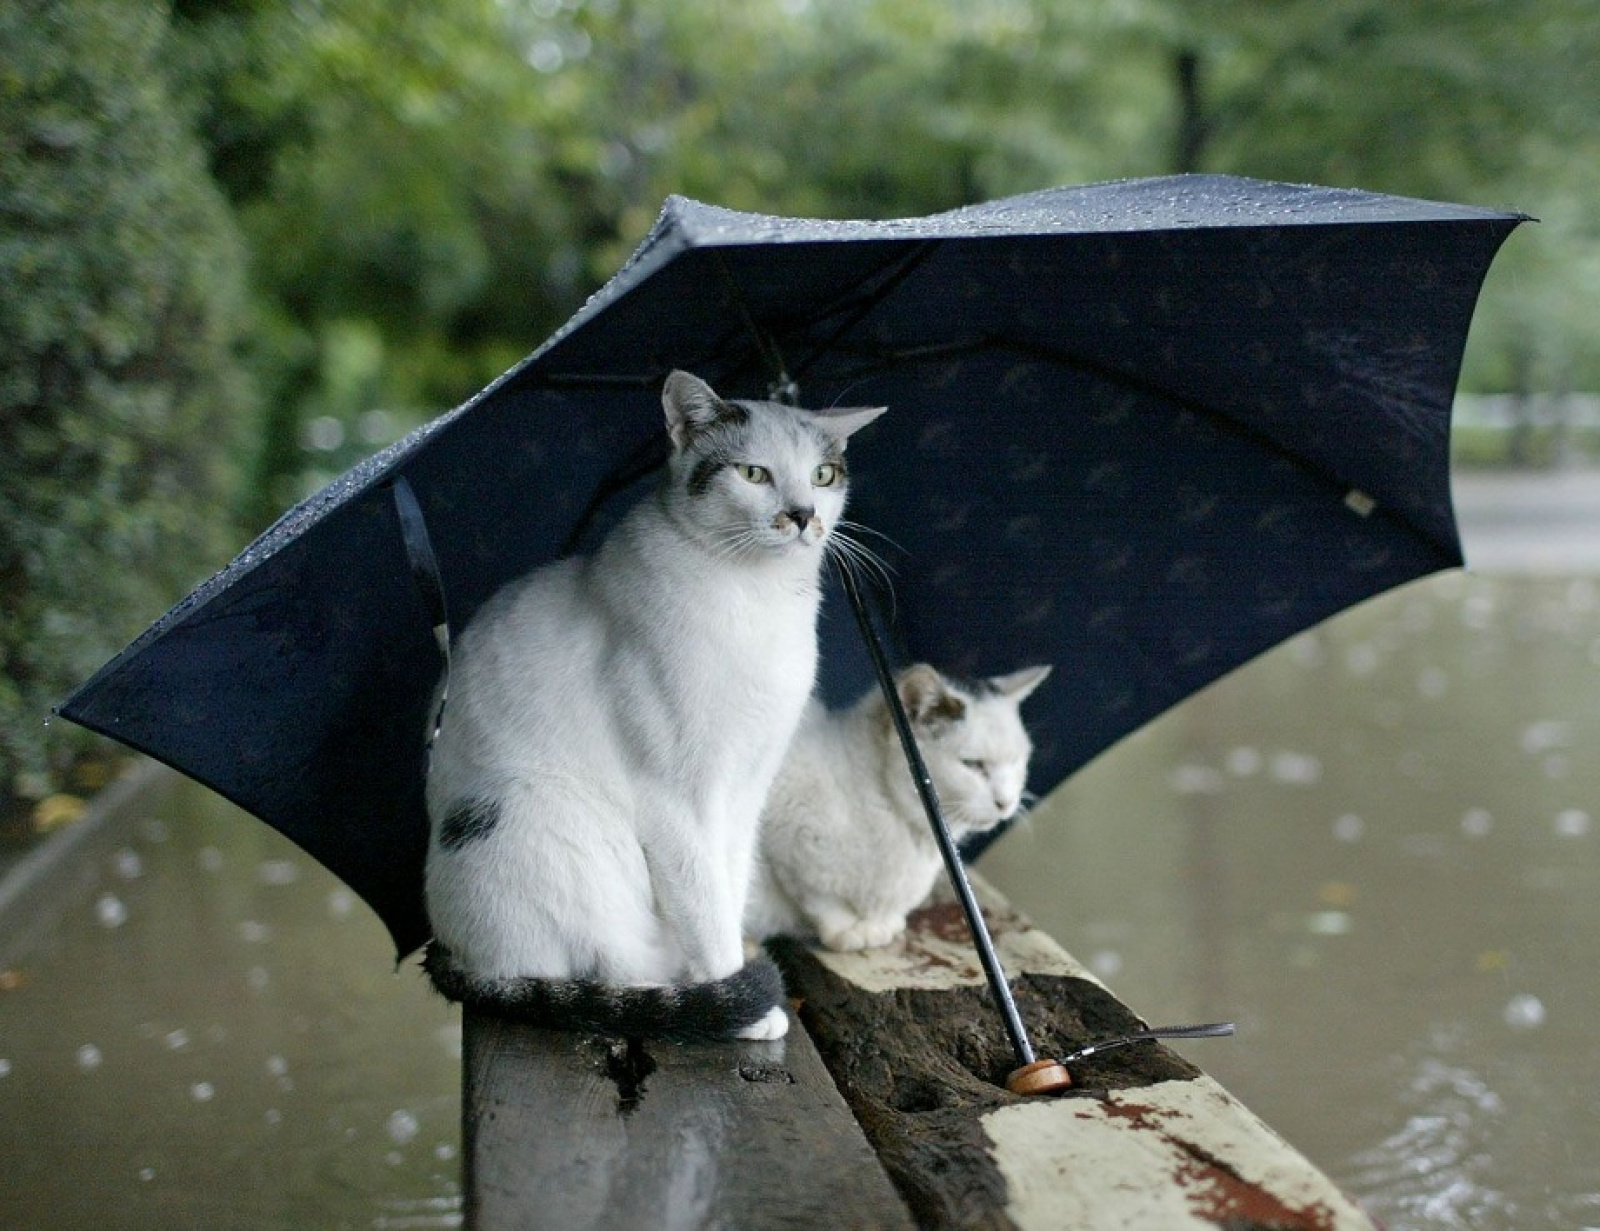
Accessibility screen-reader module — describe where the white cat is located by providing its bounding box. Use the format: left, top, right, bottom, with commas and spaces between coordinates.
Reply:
423, 371, 885, 1041
747, 662, 1050, 952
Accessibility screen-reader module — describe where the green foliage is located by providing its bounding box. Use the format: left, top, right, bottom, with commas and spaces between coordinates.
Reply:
5, 0, 1598, 805
0, 0, 254, 797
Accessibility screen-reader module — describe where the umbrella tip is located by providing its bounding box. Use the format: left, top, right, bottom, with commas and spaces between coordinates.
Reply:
1005, 1058, 1074, 1096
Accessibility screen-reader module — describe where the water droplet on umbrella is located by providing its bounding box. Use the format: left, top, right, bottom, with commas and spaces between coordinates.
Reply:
95, 894, 127, 929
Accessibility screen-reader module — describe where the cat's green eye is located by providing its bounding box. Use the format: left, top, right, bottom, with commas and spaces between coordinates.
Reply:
736, 463, 771, 485
812, 462, 841, 487
963, 759, 988, 775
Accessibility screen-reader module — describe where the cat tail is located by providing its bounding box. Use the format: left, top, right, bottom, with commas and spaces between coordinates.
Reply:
423, 941, 786, 1043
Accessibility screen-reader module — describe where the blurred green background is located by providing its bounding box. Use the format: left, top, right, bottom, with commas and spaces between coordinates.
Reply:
4, 0, 1598, 825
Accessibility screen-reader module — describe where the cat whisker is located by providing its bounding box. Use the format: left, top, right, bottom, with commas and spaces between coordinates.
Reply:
825, 533, 898, 617
836, 518, 906, 558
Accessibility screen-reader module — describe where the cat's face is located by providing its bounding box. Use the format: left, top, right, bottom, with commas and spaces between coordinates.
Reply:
662, 371, 884, 557
900, 664, 1052, 839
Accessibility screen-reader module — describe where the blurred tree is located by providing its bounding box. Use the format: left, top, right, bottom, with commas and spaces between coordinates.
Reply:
0, 0, 255, 806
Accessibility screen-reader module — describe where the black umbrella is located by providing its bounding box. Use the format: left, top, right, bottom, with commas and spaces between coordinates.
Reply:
59, 175, 1523, 1004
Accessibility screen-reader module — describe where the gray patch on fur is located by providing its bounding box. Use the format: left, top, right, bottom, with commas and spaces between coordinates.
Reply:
439, 798, 501, 851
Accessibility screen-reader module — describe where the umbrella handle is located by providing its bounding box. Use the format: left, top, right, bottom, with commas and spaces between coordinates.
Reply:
391, 477, 453, 757
835, 560, 1058, 1084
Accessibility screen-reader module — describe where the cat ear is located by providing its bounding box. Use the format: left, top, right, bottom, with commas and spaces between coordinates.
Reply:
989, 664, 1052, 704
897, 663, 966, 726
663, 370, 739, 451
811, 404, 887, 448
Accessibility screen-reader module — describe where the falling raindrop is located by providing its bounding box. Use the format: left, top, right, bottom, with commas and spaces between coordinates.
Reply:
137, 818, 169, 843
112, 848, 143, 879
1503, 994, 1546, 1030
265, 1108, 282, 1127
165, 1029, 189, 1051
327, 888, 355, 919
238, 920, 271, 944
257, 860, 299, 886
266, 1055, 288, 1078
247, 966, 270, 992
190, 1081, 216, 1102
387, 1109, 421, 1145
1417, 667, 1449, 699
138, 1168, 155, 1182
435, 1142, 457, 1162
95, 894, 127, 929
1554, 809, 1591, 839
1345, 642, 1380, 675
198, 847, 224, 873
1226, 747, 1263, 777
1089, 950, 1123, 978
1544, 755, 1570, 780
76, 1044, 102, 1071
1332, 814, 1365, 843
1460, 808, 1493, 838
1171, 764, 1224, 795
1270, 751, 1322, 785
0, 1058, 12, 1077
1307, 911, 1352, 936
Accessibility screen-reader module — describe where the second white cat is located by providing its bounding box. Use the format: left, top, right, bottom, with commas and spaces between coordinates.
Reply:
747, 662, 1050, 951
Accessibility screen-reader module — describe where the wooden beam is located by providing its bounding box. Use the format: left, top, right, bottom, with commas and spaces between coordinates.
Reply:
462, 1006, 913, 1230
772, 884, 1377, 1230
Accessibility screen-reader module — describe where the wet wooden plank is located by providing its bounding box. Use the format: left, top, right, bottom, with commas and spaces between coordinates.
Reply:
462, 1005, 913, 1230
772, 881, 1378, 1231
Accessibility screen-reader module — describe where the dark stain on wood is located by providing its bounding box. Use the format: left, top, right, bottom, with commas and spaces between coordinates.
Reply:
770, 939, 1203, 1230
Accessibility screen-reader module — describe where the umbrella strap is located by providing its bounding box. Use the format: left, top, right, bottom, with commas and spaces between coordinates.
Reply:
391, 477, 452, 760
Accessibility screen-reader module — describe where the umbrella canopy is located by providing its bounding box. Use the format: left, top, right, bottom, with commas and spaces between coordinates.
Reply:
59, 174, 1525, 957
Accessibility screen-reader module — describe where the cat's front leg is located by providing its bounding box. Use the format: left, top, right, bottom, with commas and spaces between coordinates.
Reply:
802, 895, 903, 952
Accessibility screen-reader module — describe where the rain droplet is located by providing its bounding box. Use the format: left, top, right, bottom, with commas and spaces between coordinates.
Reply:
434, 1142, 457, 1161
1088, 950, 1123, 978
266, 1055, 288, 1078
238, 920, 271, 944
1544, 754, 1570, 780
95, 894, 127, 929
1503, 993, 1546, 1030
387, 1109, 421, 1144
139, 1167, 156, 1182
265, 1108, 282, 1127
165, 1029, 190, 1051
1416, 667, 1449, 699
247, 966, 270, 991
1554, 809, 1591, 838
1171, 764, 1224, 795
385, 1150, 405, 1167
1307, 911, 1352, 936
1225, 747, 1262, 777
1345, 643, 1380, 675
257, 860, 299, 886
198, 847, 224, 873
137, 818, 170, 843
112, 848, 143, 879
76, 1044, 103, 1071
1270, 751, 1322, 785
0, 1058, 12, 1078
327, 889, 355, 920
1460, 807, 1493, 838
1332, 814, 1365, 843
1521, 720, 1570, 755
190, 1081, 216, 1102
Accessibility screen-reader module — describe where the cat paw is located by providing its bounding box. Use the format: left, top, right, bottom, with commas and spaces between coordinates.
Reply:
821, 917, 903, 952
736, 1005, 790, 1041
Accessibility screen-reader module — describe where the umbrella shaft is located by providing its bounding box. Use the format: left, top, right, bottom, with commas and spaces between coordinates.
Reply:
836, 564, 1037, 1071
